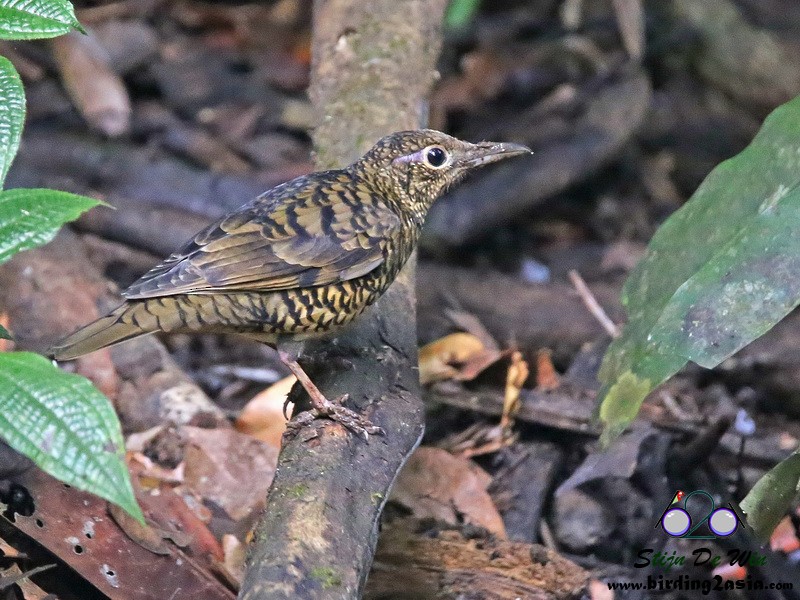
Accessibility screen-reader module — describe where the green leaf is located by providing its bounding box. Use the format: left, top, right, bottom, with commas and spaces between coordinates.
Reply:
598, 93, 800, 440
0, 56, 24, 188
0, 323, 11, 340
597, 371, 652, 446
0, 188, 102, 264
0, 352, 143, 521
741, 452, 800, 541
445, 0, 481, 30
0, 0, 82, 40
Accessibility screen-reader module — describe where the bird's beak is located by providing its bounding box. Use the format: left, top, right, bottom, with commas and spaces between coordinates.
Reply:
459, 141, 532, 169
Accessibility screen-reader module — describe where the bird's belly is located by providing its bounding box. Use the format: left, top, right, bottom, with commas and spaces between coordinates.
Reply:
168, 280, 384, 339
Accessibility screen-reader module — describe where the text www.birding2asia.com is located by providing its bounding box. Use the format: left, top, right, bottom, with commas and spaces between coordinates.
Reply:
604, 489, 795, 594
604, 547, 794, 594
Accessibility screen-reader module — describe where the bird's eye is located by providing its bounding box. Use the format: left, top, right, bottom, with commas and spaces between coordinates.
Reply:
424, 146, 448, 168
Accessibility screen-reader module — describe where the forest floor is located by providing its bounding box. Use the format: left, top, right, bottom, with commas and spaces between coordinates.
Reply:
3, 0, 800, 598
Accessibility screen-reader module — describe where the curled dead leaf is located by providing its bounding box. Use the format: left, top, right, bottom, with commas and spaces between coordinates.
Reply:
182, 426, 278, 521
501, 350, 529, 430
235, 374, 296, 449
391, 447, 507, 538
419, 332, 503, 385
108, 502, 172, 555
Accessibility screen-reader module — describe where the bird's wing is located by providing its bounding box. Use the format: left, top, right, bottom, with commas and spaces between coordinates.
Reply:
123, 176, 401, 299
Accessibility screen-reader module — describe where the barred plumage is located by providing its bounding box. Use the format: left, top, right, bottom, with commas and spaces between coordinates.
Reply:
50, 129, 530, 437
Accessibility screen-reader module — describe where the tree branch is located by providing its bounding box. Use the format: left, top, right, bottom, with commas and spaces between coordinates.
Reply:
239, 1, 447, 598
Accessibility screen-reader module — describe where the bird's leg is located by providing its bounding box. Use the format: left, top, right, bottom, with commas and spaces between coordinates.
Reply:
278, 349, 384, 439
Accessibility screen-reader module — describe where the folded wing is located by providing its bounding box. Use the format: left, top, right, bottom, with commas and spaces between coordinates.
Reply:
123, 176, 400, 299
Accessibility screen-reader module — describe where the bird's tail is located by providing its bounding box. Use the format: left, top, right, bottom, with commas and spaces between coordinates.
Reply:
49, 302, 158, 360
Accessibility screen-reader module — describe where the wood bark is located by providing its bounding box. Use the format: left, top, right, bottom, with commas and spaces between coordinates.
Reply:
238, 1, 447, 598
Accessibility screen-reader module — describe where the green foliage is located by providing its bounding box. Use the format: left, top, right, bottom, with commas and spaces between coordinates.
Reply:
598, 94, 800, 444
0, 353, 143, 521
0, 0, 142, 522
0, 323, 10, 340
741, 453, 800, 541
445, 0, 481, 30
0, 57, 23, 187
0, 189, 101, 264
0, 0, 82, 40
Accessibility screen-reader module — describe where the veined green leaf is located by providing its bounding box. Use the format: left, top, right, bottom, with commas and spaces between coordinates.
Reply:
0, 0, 82, 40
0, 56, 24, 188
0, 352, 142, 521
598, 93, 800, 441
0, 188, 102, 264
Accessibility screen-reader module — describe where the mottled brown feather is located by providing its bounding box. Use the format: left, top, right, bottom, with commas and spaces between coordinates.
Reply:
124, 172, 401, 299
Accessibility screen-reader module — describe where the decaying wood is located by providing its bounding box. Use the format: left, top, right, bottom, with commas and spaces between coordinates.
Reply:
364, 523, 588, 600
238, 1, 447, 599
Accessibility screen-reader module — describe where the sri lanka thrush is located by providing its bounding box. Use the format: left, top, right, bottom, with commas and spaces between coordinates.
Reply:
50, 129, 531, 437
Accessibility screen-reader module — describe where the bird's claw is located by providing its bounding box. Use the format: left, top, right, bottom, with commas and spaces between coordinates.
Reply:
284, 393, 384, 441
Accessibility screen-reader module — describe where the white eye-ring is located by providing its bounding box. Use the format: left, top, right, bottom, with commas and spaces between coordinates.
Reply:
391, 145, 451, 168
423, 145, 449, 168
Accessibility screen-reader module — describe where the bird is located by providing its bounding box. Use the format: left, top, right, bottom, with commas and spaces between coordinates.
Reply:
50, 129, 531, 438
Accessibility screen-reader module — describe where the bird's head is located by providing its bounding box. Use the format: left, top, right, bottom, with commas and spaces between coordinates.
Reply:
353, 129, 531, 217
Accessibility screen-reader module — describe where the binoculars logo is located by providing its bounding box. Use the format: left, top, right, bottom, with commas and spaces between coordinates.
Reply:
656, 490, 743, 539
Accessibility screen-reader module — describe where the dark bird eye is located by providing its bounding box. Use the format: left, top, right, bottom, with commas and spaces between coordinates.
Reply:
425, 146, 447, 168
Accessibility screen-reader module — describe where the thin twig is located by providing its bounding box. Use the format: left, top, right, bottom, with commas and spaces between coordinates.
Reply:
568, 269, 620, 338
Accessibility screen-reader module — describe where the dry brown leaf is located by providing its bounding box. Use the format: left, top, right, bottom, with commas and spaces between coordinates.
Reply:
182, 426, 278, 520
391, 447, 507, 538
235, 374, 295, 448
108, 501, 172, 555
51, 30, 131, 136
501, 350, 529, 430
0, 564, 55, 599
7, 468, 233, 598
444, 309, 500, 352
0, 535, 22, 559
771, 515, 800, 553
219, 534, 246, 587
419, 332, 502, 385
128, 451, 185, 486
534, 348, 559, 391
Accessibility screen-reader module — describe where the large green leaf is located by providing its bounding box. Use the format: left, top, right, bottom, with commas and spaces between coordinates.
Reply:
598, 94, 800, 443
0, 56, 24, 188
0, 352, 142, 521
0, 188, 101, 264
741, 452, 800, 541
0, 0, 81, 40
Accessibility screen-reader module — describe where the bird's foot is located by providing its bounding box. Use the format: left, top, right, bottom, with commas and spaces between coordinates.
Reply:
285, 394, 385, 441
